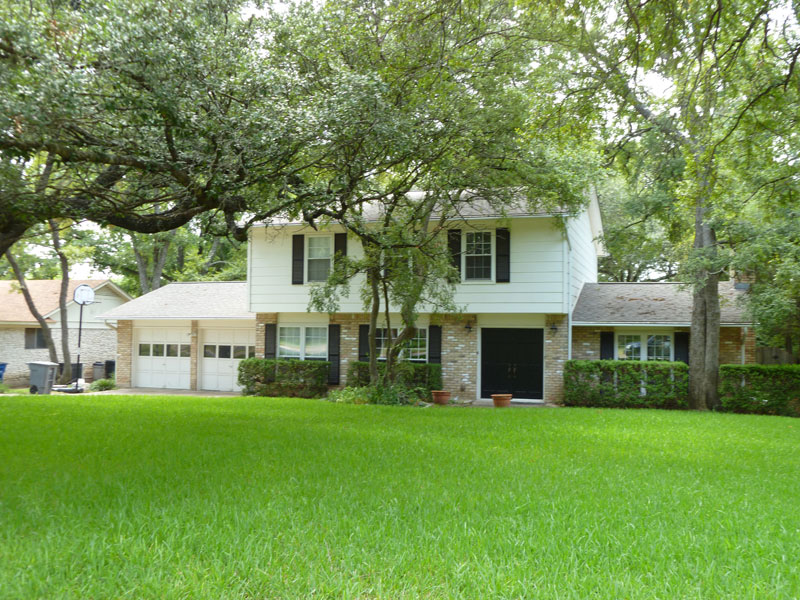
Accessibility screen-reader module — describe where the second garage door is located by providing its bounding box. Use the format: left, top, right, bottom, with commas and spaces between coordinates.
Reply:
200, 328, 256, 392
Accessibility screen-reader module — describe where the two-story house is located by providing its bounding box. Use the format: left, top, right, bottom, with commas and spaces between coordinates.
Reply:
101, 195, 755, 402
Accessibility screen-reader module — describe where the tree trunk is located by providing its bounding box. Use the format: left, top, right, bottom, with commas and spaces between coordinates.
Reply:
49, 221, 73, 384
688, 190, 721, 410
4, 251, 59, 364
367, 265, 381, 385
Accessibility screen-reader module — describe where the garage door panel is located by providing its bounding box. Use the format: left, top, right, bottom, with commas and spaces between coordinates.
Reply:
134, 327, 191, 389
199, 328, 255, 392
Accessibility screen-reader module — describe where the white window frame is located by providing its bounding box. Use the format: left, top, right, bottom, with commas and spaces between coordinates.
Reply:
461, 230, 494, 283
277, 325, 329, 361
305, 234, 334, 283
375, 327, 429, 362
615, 332, 674, 361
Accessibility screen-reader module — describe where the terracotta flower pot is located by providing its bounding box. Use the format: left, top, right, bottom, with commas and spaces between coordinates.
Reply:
431, 390, 451, 405
491, 393, 512, 408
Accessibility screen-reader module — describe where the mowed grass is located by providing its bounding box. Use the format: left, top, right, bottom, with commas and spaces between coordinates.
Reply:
1, 397, 799, 599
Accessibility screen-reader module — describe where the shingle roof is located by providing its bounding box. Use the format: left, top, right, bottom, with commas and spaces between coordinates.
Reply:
572, 281, 750, 325
0, 280, 116, 323
98, 282, 253, 320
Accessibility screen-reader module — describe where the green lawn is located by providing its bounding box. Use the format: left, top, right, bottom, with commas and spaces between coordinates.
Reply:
1, 397, 799, 599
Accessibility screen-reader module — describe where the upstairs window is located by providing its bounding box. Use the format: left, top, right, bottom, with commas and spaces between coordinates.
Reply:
307, 236, 332, 282
464, 231, 492, 281
24, 328, 47, 349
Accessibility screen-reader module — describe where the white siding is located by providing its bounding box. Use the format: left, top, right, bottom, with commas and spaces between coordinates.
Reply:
566, 210, 598, 312
249, 216, 587, 315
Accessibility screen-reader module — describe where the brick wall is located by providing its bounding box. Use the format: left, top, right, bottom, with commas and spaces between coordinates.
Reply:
115, 320, 133, 388
189, 320, 199, 390
572, 325, 754, 365
254, 313, 278, 358
0, 325, 120, 387
544, 314, 569, 404
329, 313, 362, 386
436, 315, 478, 403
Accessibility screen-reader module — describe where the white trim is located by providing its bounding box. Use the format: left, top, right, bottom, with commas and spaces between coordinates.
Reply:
40, 280, 132, 320
276, 324, 329, 361
304, 233, 334, 284
614, 331, 674, 361
461, 229, 495, 283
476, 325, 545, 402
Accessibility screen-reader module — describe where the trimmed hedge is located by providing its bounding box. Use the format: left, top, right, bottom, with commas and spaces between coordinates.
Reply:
719, 364, 800, 417
238, 358, 330, 398
564, 360, 688, 409
346, 361, 443, 394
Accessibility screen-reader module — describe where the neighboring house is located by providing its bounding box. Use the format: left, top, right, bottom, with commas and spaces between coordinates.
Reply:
102, 195, 755, 402
0, 280, 131, 387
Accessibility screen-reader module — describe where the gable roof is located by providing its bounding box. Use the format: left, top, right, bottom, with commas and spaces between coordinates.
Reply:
98, 282, 253, 320
0, 280, 130, 324
572, 281, 750, 326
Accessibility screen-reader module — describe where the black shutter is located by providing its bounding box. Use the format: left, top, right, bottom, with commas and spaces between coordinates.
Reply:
448, 229, 462, 276
328, 324, 341, 384
600, 331, 614, 360
674, 332, 690, 364
291, 234, 304, 284
496, 228, 510, 283
358, 324, 370, 362
264, 324, 277, 359
334, 233, 347, 262
428, 325, 442, 364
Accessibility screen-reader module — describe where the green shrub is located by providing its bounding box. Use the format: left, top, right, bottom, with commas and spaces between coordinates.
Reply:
89, 378, 116, 392
0, 383, 8, 394
346, 361, 442, 393
238, 358, 330, 398
718, 364, 800, 417
564, 360, 689, 409
327, 384, 420, 406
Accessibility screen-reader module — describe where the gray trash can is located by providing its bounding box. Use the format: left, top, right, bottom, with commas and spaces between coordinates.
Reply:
92, 362, 106, 381
28, 361, 58, 395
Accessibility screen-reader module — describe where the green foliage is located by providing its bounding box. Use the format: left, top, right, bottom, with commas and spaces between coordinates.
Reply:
327, 384, 421, 406
89, 378, 116, 392
718, 365, 800, 418
238, 358, 329, 398
0, 383, 8, 394
346, 361, 442, 394
564, 360, 689, 410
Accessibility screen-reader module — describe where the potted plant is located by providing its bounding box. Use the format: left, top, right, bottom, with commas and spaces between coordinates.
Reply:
491, 393, 512, 407
431, 390, 451, 405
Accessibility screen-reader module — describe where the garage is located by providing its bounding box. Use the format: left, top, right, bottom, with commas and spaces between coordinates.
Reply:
134, 326, 191, 389
199, 328, 256, 392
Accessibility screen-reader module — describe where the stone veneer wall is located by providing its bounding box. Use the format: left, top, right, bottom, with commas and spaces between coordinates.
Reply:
114, 320, 133, 388
0, 325, 121, 387
544, 314, 569, 404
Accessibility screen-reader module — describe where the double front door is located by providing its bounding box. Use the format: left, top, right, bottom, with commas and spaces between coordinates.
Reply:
481, 328, 544, 400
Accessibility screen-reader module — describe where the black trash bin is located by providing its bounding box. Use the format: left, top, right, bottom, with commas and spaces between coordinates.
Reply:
92, 362, 106, 381
58, 362, 83, 381
105, 360, 116, 377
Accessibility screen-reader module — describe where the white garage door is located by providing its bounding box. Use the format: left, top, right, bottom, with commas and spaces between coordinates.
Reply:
200, 328, 256, 392
134, 327, 191, 389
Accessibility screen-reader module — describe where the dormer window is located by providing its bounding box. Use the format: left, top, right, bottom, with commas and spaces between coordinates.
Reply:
307, 236, 332, 282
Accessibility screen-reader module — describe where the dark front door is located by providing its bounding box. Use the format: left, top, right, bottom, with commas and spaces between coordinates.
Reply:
481, 328, 543, 399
